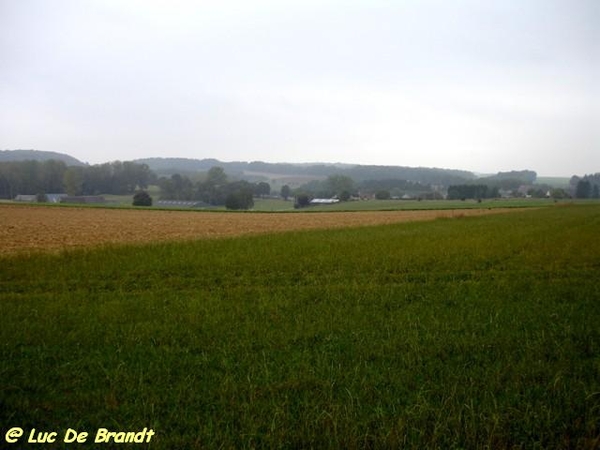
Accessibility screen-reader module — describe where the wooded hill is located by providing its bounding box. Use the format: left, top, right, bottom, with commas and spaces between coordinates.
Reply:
0, 150, 86, 166
134, 157, 476, 186
1, 150, 550, 195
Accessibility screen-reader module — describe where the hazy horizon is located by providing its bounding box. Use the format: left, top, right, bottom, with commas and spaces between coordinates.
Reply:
1, 0, 598, 177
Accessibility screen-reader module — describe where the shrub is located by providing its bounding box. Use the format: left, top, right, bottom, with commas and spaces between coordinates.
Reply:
225, 191, 254, 210
375, 190, 391, 200
294, 194, 311, 208
133, 191, 152, 206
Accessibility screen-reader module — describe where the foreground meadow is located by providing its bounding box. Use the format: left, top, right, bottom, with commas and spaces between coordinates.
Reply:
1, 205, 599, 448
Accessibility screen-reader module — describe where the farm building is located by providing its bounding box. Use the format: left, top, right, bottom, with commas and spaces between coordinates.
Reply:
14, 193, 67, 203
157, 200, 211, 208
310, 198, 340, 205
14, 194, 37, 202
47, 194, 68, 203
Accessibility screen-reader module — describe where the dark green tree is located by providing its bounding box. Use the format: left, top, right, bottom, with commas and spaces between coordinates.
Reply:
295, 193, 311, 208
326, 174, 355, 200
550, 188, 568, 199
132, 190, 152, 206
447, 184, 492, 200
206, 166, 227, 186
339, 190, 351, 201
280, 184, 291, 200
575, 180, 591, 199
375, 190, 391, 200
63, 166, 84, 196
254, 181, 271, 198
225, 190, 254, 210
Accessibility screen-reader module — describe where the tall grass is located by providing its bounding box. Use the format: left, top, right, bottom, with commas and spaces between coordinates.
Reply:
1, 205, 599, 448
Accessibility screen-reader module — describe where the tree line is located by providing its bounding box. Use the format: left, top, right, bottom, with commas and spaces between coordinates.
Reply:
137, 157, 477, 185
0, 160, 154, 199
157, 167, 270, 210
570, 174, 600, 199
3, 157, 597, 206
447, 184, 500, 200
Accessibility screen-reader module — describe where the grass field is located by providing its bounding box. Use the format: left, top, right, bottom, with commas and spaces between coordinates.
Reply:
1, 204, 599, 448
301, 198, 562, 212
211, 197, 588, 212
84, 194, 574, 212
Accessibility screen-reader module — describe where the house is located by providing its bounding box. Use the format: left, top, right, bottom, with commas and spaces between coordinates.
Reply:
157, 200, 211, 208
14, 195, 37, 202
46, 193, 68, 203
15, 193, 68, 203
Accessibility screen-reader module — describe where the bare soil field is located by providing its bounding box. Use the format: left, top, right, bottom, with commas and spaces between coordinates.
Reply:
1, 204, 516, 255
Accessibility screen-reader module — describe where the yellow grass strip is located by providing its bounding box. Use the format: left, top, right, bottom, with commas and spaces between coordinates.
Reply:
0, 204, 516, 255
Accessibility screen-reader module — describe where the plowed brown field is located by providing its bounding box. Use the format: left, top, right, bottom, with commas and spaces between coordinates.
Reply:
1, 204, 515, 255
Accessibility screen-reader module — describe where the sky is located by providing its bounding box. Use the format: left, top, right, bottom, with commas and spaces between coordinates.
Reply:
1, 0, 598, 176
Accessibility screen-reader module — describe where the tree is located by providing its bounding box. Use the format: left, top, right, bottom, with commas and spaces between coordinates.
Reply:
199, 167, 228, 205
254, 181, 271, 198
280, 184, 291, 200
550, 188, 568, 199
41, 159, 67, 193
295, 193, 311, 208
527, 188, 546, 198
122, 161, 152, 192
206, 166, 227, 186
132, 191, 152, 206
326, 174, 354, 200
447, 184, 492, 200
575, 180, 591, 199
63, 166, 84, 196
339, 190, 351, 201
225, 190, 254, 210
375, 190, 391, 200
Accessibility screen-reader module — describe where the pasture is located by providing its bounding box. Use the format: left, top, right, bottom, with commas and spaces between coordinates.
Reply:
299, 197, 561, 212
1, 204, 599, 448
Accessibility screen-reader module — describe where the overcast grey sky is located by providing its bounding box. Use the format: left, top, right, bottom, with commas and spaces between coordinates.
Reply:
1, 0, 598, 176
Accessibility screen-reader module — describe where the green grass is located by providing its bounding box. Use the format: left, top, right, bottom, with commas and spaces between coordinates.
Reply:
304, 198, 576, 212
1, 205, 599, 448
100, 195, 572, 212
252, 198, 295, 211
16, 194, 590, 213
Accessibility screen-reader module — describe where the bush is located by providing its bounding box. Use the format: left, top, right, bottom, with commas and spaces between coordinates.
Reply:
375, 190, 391, 200
133, 191, 152, 206
225, 191, 254, 210
294, 194, 311, 208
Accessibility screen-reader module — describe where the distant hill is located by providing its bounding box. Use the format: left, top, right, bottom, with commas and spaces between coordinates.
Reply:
134, 157, 346, 177
134, 157, 476, 186
134, 157, 221, 173
0, 150, 86, 166
6, 151, 542, 189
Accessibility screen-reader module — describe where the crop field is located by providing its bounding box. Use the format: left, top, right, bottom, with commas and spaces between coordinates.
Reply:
0, 203, 514, 255
1, 204, 599, 448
